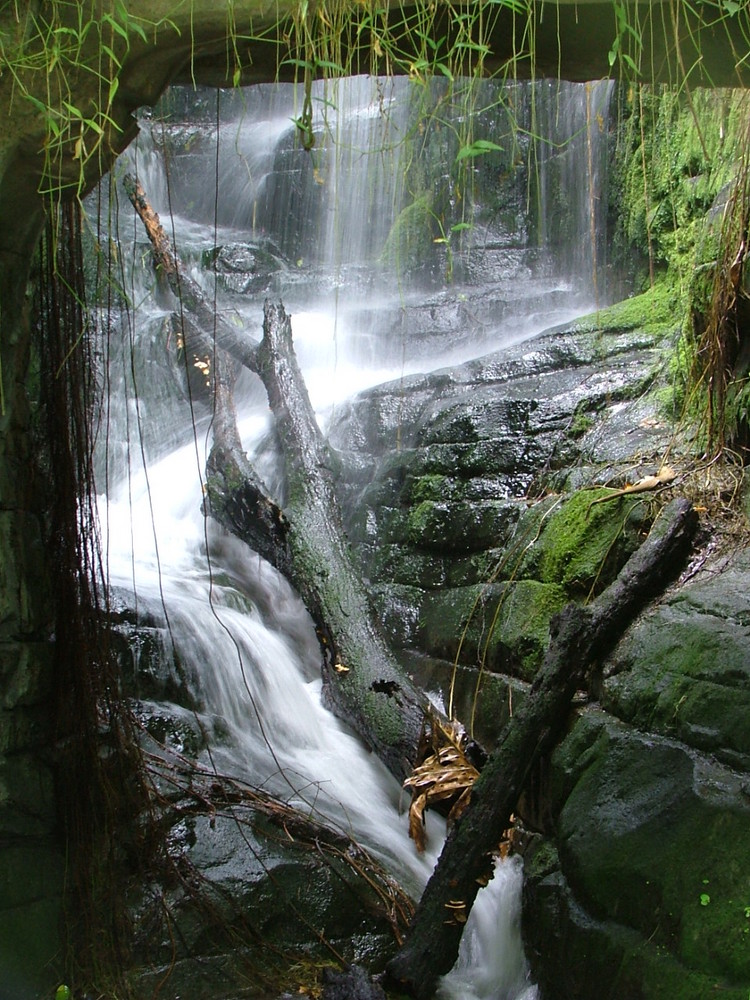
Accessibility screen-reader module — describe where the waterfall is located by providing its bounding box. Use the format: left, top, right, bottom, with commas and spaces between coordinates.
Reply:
93, 73, 613, 998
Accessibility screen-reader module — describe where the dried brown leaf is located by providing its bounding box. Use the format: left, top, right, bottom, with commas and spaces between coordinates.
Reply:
409, 792, 428, 853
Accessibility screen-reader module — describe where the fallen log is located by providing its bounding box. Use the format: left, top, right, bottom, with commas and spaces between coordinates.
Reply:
124, 173, 260, 373
386, 497, 698, 997
210, 300, 435, 782
125, 177, 441, 784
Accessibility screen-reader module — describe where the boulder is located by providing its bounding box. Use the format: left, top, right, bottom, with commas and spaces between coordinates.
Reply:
129, 782, 408, 999
523, 707, 750, 999
333, 291, 750, 998
603, 549, 750, 770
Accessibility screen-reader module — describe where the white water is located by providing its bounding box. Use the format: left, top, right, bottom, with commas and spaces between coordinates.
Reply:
439, 857, 539, 1000
94, 74, 613, 998
101, 434, 444, 891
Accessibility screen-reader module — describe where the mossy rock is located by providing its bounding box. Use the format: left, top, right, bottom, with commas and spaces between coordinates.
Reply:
405, 498, 519, 554
403, 653, 529, 748
371, 583, 425, 649
553, 714, 750, 990
486, 579, 567, 680
521, 488, 648, 598
370, 543, 504, 592
371, 544, 451, 589
523, 840, 750, 1000
575, 278, 684, 341
604, 551, 750, 768
418, 579, 566, 679
129, 808, 401, 998
380, 194, 434, 273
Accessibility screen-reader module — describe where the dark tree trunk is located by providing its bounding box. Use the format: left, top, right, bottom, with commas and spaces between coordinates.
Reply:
385, 497, 698, 997
125, 176, 439, 784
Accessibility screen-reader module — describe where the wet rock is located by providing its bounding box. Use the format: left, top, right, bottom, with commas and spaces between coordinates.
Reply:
203, 241, 286, 295
328, 290, 750, 1000
332, 312, 669, 682
523, 709, 750, 999
602, 548, 750, 770
404, 652, 529, 749
129, 801, 402, 998
108, 587, 200, 709
514, 484, 649, 598
321, 964, 386, 1000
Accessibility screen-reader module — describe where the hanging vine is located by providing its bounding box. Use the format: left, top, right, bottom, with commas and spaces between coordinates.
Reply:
35, 199, 156, 990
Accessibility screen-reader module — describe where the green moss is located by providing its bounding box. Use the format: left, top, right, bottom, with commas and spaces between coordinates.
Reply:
576, 278, 684, 340
486, 579, 567, 680
407, 499, 439, 545
569, 410, 595, 438
419, 584, 487, 664
555, 716, 750, 990
380, 194, 434, 272
409, 473, 453, 504
419, 579, 565, 679
603, 594, 750, 762
404, 497, 517, 553
528, 489, 646, 598
612, 87, 746, 282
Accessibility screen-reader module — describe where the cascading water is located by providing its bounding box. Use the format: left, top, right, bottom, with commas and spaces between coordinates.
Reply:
95, 74, 613, 998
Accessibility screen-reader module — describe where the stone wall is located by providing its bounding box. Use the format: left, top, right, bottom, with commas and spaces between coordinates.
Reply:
0, 209, 64, 995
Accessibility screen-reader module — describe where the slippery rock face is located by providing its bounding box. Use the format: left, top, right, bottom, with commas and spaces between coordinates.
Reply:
523, 551, 750, 999
329, 312, 670, 704
604, 551, 750, 770
331, 298, 750, 998
129, 804, 402, 999
522, 718, 750, 1000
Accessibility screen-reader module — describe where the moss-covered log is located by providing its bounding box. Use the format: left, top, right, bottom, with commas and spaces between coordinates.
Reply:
128, 175, 438, 783
220, 300, 435, 782
386, 497, 698, 998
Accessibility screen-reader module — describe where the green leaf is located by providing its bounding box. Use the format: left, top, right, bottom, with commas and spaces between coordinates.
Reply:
451, 222, 473, 233
314, 58, 346, 74
608, 35, 620, 68
280, 58, 314, 70
102, 13, 129, 41
456, 139, 503, 162
700, 893, 711, 906
128, 20, 148, 43
102, 44, 122, 67
62, 100, 84, 119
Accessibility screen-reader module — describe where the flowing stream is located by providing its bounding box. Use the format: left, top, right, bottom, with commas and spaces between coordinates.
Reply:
95, 74, 612, 998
